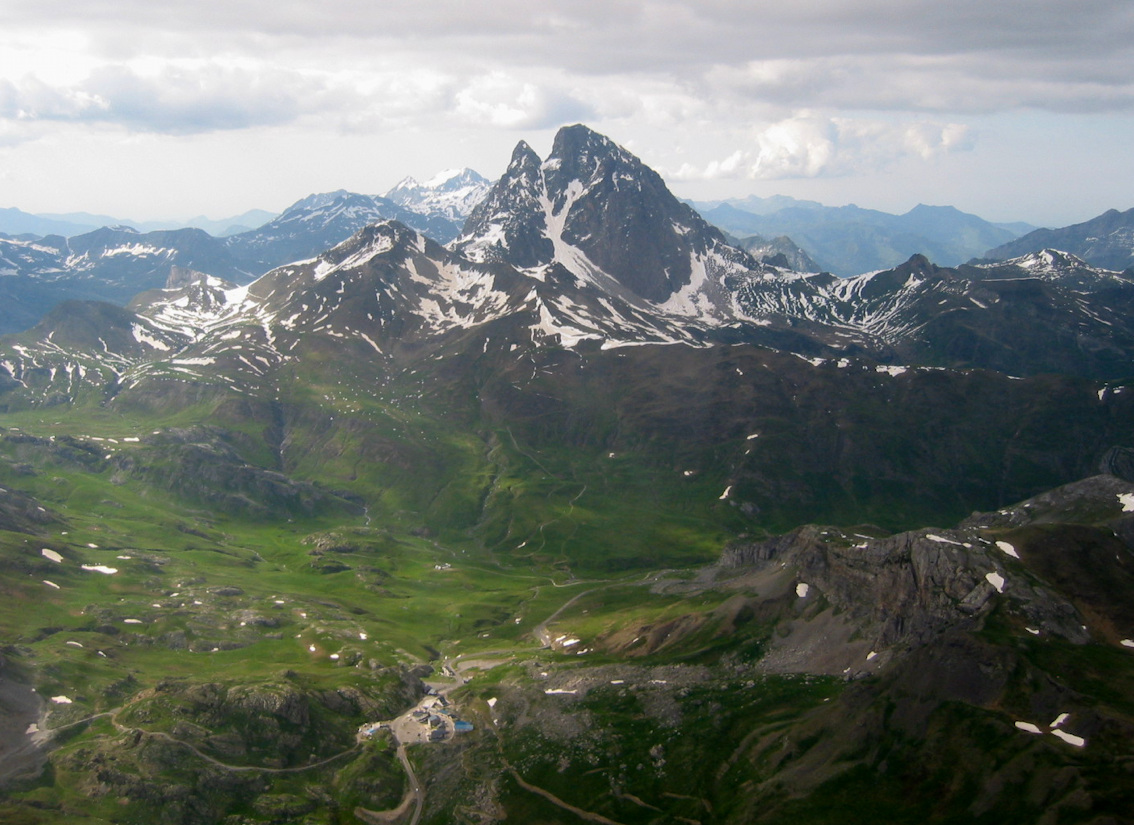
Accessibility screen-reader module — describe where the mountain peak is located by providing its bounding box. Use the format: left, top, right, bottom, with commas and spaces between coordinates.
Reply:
455, 125, 754, 309
453, 141, 552, 267
549, 123, 620, 159
384, 168, 491, 224
424, 168, 479, 189
508, 140, 542, 173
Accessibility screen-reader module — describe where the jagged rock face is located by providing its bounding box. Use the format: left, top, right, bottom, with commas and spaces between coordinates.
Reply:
721, 520, 1090, 670
719, 473, 1134, 677
456, 124, 758, 306
243, 220, 530, 348
453, 140, 554, 268
542, 124, 717, 302
226, 684, 310, 727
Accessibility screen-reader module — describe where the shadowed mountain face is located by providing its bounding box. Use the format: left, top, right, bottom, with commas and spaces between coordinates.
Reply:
983, 206, 1134, 271
455, 124, 761, 307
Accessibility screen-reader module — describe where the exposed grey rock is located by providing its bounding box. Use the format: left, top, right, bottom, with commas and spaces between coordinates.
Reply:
723, 518, 1091, 676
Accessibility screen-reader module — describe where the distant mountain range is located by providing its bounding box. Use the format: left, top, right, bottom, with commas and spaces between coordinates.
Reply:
0, 172, 494, 334
983, 206, 1134, 271
691, 196, 1033, 276
0, 170, 493, 244
0, 206, 278, 238
5, 123, 1133, 392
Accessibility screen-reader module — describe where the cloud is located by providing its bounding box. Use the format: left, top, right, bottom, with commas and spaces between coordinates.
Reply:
707, 49, 1134, 115
0, 64, 373, 135
3, 0, 1132, 116
83, 65, 314, 132
666, 114, 973, 181
0, 0, 1129, 226
454, 73, 594, 130
0, 60, 601, 138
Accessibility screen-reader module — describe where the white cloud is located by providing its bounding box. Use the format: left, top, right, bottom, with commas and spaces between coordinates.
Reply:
454, 72, 593, 130
2, 1, 1131, 115
0, 0, 1128, 224
0, 64, 341, 134
666, 114, 972, 182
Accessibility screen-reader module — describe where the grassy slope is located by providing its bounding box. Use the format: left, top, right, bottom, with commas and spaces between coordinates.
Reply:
1, 336, 1133, 823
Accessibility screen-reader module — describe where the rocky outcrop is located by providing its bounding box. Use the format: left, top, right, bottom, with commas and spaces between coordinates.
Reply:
110, 426, 360, 520
722, 519, 1091, 674
1099, 447, 1134, 483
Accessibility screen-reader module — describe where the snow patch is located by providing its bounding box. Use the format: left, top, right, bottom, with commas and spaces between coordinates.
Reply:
985, 571, 1006, 593
41, 548, 63, 563
1014, 721, 1042, 734
1051, 729, 1086, 747
50, 696, 73, 704
1118, 493, 1134, 512
81, 565, 118, 575
131, 324, 171, 351
544, 688, 577, 695
996, 541, 1020, 559
796, 582, 811, 598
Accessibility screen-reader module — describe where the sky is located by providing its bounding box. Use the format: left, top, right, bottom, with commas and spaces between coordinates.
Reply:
0, 0, 1132, 228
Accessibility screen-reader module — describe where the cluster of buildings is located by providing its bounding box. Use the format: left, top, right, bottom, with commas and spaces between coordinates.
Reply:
358, 691, 474, 745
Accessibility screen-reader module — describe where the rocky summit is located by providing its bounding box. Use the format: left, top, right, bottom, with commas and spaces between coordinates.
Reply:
0, 125, 1132, 825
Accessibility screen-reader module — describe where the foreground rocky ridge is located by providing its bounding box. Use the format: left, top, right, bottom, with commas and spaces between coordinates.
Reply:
385, 476, 1134, 824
